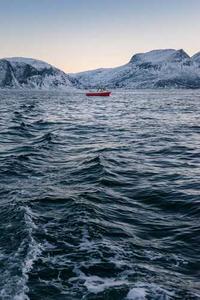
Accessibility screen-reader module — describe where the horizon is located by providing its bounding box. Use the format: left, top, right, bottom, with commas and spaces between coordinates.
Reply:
2, 48, 200, 74
1, 0, 200, 72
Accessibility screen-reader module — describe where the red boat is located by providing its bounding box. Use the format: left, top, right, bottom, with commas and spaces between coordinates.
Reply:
86, 91, 111, 97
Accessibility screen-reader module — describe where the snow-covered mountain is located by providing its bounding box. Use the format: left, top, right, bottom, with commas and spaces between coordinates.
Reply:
1, 50, 200, 90
0, 57, 75, 90
192, 52, 200, 65
73, 49, 200, 89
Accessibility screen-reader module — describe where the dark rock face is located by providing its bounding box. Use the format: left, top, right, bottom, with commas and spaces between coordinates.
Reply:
73, 49, 200, 89
0, 58, 74, 89
0, 60, 15, 87
155, 77, 200, 89
192, 52, 200, 67
13, 64, 39, 85
1, 50, 200, 90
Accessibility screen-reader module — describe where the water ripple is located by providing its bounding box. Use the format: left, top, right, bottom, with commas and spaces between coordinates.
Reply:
0, 90, 199, 299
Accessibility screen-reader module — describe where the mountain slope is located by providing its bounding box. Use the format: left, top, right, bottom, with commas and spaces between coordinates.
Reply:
1, 50, 200, 90
0, 57, 75, 90
73, 49, 200, 89
192, 52, 200, 65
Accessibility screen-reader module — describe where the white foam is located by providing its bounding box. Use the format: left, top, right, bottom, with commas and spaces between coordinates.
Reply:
0, 206, 43, 300
71, 259, 128, 295
126, 283, 175, 300
83, 275, 128, 294
127, 288, 147, 300
15, 206, 43, 300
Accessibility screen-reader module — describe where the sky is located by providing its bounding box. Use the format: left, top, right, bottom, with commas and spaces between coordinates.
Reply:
0, 0, 200, 72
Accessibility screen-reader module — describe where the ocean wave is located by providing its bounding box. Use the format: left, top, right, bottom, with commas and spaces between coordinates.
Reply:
0, 90, 199, 299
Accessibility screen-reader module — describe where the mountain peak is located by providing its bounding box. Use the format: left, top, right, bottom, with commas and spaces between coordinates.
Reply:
167, 49, 190, 62
1, 49, 200, 90
0, 57, 74, 90
129, 49, 176, 64
4, 57, 52, 70
129, 49, 190, 64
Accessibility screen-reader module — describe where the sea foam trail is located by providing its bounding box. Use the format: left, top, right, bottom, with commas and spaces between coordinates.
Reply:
0, 205, 42, 300
0, 90, 199, 299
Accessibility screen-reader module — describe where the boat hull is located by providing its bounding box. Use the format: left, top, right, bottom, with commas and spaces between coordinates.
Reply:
86, 92, 111, 97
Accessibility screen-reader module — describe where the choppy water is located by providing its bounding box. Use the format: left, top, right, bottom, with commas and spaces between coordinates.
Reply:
0, 90, 200, 300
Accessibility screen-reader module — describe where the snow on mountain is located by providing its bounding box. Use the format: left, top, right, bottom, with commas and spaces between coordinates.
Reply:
129, 49, 190, 64
0, 57, 75, 90
5, 57, 52, 70
1, 49, 200, 90
129, 49, 177, 64
72, 49, 200, 89
192, 52, 200, 65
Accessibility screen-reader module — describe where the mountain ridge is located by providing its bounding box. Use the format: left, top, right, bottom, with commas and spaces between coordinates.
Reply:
0, 57, 75, 90
73, 49, 200, 89
1, 49, 200, 90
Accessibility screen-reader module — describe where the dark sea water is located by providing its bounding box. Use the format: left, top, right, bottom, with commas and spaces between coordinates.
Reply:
0, 90, 199, 300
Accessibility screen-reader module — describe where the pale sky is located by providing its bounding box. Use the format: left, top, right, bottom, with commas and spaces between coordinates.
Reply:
0, 0, 200, 72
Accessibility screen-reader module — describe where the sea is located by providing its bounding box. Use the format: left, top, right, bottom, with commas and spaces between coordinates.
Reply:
0, 90, 199, 300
